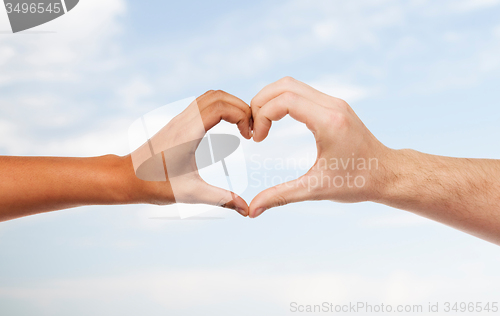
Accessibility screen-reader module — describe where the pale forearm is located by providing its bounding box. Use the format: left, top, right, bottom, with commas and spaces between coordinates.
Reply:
376, 149, 500, 244
0, 155, 167, 222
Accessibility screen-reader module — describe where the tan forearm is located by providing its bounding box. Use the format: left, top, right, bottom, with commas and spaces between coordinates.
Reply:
0, 91, 253, 222
0, 155, 170, 222
376, 149, 500, 244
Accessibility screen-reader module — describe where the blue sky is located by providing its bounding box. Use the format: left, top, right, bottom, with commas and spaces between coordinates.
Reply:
1, 0, 500, 315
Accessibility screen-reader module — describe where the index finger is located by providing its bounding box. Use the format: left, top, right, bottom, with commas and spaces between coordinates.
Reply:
197, 90, 253, 139
253, 91, 329, 142
198, 90, 252, 122
251, 76, 333, 115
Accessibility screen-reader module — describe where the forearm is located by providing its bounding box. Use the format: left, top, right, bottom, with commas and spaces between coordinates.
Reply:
376, 149, 500, 244
0, 155, 170, 222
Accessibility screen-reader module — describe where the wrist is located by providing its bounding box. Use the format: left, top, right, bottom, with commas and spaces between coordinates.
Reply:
101, 154, 143, 204
113, 154, 175, 205
369, 147, 417, 204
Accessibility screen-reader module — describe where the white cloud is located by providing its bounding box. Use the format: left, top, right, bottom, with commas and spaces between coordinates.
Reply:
0, 0, 126, 85
0, 114, 131, 156
118, 77, 155, 109
0, 46, 15, 66
137, 0, 409, 95
0, 119, 23, 154
454, 0, 500, 12
443, 31, 462, 43
309, 76, 373, 102
0, 0, 130, 156
42, 118, 131, 156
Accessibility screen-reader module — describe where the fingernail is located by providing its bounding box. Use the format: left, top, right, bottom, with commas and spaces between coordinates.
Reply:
253, 207, 266, 218
235, 207, 246, 216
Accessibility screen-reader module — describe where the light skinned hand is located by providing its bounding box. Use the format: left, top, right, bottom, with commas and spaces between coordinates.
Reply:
249, 77, 390, 218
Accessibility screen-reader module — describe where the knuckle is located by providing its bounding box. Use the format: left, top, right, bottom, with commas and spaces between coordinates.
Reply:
271, 187, 288, 207
280, 91, 298, 103
250, 105, 259, 118
207, 99, 225, 114
280, 76, 295, 85
250, 97, 258, 108
336, 98, 350, 110
275, 194, 288, 207
236, 111, 247, 124
214, 100, 226, 112
242, 102, 252, 115
200, 90, 214, 98
212, 89, 225, 99
330, 111, 349, 128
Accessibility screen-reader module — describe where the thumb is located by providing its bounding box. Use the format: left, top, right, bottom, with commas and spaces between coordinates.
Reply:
194, 181, 249, 217
249, 174, 312, 218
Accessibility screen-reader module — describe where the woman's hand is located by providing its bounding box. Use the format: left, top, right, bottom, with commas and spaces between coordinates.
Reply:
128, 90, 253, 216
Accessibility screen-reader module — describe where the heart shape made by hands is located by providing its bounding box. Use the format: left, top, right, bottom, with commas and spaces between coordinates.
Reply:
130, 78, 387, 218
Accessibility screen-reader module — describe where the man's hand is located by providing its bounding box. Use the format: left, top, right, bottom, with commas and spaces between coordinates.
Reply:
249, 76, 500, 245
249, 76, 390, 218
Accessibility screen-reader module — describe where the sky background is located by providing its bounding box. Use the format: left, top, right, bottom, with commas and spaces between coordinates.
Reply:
1, 0, 500, 315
